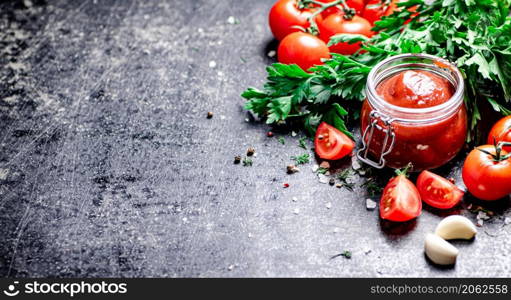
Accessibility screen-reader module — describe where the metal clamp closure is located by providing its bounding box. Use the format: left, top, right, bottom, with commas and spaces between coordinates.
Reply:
357, 111, 396, 169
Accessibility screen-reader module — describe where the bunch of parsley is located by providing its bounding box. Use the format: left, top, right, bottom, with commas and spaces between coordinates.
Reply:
242, 0, 511, 141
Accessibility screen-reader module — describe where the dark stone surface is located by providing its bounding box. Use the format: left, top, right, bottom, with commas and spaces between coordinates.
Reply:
0, 0, 509, 278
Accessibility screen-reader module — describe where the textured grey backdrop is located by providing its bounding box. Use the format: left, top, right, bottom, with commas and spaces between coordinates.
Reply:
0, 0, 509, 277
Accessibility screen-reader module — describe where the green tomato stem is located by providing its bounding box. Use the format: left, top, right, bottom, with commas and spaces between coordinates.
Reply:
395, 162, 413, 177
301, 0, 353, 35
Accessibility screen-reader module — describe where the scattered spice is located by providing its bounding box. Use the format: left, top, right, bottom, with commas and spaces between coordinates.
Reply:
316, 167, 328, 175
342, 251, 352, 259
287, 165, 300, 174
318, 174, 329, 184
234, 155, 241, 164
468, 204, 494, 216
331, 250, 352, 260
337, 168, 354, 191
283, 183, 290, 188
226, 16, 240, 25
477, 211, 491, 221
366, 198, 377, 211
361, 178, 383, 196
246, 147, 255, 156
206, 111, 214, 119
319, 161, 331, 169
267, 131, 274, 137
242, 157, 253, 167
291, 153, 310, 165
337, 168, 352, 181
278, 137, 285, 145
326, 202, 332, 209
298, 137, 308, 149
351, 159, 362, 171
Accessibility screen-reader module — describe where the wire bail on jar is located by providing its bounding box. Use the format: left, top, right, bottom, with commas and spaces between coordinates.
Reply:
357, 110, 396, 169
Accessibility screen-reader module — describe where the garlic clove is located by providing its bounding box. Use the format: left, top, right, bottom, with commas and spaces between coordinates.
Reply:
435, 215, 477, 240
424, 233, 459, 265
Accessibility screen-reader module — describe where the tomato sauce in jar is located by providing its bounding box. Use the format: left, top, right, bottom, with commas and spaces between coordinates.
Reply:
358, 54, 467, 171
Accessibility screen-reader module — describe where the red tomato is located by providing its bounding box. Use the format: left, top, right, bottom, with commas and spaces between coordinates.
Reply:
318, 15, 373, 55
269, 0, 322, 41
364, 0, 417, 26
462, 145, 511, 201
278, 32, 331, 71
380, 167, 422, 222
347, 0, 366, 14
488, 115, 511, 152
363, 0, 397, 26
316, 0, 366, 16
314, 122, 355, 160
416, 171, 464, 209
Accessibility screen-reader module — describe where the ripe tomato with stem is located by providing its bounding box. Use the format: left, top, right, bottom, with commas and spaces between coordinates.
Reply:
462, 142, 511, 201
487, 115, 511, 152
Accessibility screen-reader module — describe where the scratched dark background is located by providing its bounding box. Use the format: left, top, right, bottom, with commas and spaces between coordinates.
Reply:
0, 0, 510, 278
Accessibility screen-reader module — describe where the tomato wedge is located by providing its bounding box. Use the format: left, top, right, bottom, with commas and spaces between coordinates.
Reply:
416, 171, 464, 209
380, 165, 422, 222
314, 122, 355, 160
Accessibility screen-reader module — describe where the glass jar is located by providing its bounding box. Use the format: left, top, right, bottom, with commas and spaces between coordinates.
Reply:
357, 54, 467, 171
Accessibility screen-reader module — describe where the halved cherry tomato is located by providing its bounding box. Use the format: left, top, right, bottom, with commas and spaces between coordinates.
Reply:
380, 165, 422, 222
488, 115, 511, 152
278, 32, 331, 71
462, 145, 511, 201
314, 122, 355, 160
318, 14, 373, 55
416, 171, 464, 209
269, 0, 323, 41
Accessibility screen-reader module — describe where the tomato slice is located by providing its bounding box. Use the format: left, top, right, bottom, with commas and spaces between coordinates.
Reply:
380, 172, 422, 222
416, 171, 464, 209
314, 122, 355, 160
